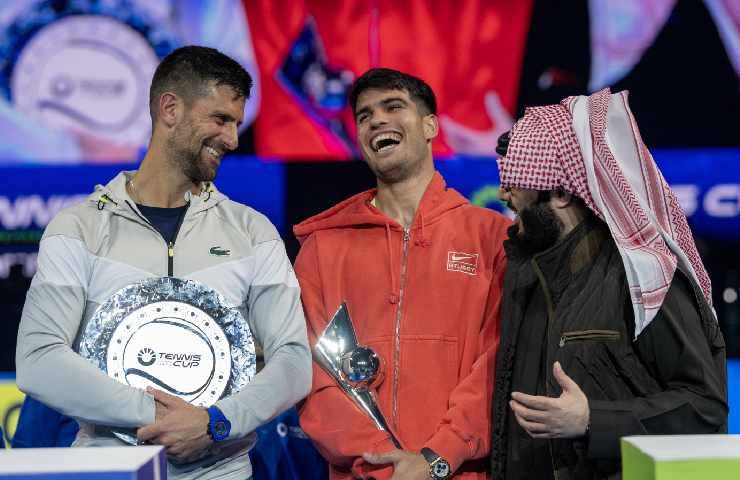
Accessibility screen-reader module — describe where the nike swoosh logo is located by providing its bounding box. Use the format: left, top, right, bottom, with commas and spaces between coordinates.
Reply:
451, 253, 475, 261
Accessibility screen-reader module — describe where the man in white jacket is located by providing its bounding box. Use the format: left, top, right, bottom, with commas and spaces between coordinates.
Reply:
15, 46, 312, 480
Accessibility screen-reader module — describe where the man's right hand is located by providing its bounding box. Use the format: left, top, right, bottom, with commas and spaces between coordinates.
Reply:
151, 387, 172, 422
363, 450, 431, 480
138, 387, 214, 464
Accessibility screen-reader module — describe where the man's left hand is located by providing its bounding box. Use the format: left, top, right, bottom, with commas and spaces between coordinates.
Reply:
137, 387, 213, 463
510, 361, 589, 439
363, 449, 430, 480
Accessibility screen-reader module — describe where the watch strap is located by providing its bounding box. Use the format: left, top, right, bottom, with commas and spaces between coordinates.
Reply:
206, 405, 231, 442
420, 447, 439, 463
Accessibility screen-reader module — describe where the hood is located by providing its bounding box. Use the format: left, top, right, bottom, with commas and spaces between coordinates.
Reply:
89, 171, 228, 219
293, 171, 469, 245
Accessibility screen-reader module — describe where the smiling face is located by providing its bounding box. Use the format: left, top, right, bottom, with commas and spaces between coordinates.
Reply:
354, 88, 437, 184
167, 83, 245, 183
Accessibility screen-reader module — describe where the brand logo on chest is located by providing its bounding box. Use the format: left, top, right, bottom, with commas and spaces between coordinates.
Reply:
209, 246, 231, 257
447, 251, 479, 276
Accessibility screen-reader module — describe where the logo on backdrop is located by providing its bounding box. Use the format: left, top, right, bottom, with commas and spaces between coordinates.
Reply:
0, 0, 178, 161
10, 15, 159, 148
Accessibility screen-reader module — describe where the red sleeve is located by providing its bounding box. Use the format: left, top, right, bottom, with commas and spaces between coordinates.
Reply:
424, 243, 506, 472
295, 234, 397, 479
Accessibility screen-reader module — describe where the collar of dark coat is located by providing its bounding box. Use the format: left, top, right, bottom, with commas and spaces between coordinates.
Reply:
531, 216, 610, 305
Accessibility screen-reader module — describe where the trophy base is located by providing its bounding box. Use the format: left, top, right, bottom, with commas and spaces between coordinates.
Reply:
111, 427, 138, 445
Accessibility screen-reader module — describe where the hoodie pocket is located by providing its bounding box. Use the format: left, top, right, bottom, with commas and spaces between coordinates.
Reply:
397, 335, 459, 447
559, 329, 620, 347
558, 330, 623, 401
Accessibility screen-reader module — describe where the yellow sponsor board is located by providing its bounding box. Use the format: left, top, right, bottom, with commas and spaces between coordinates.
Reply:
0, 377, 25, 447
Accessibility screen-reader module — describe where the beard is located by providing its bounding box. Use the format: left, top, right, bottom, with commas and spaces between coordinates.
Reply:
507, 201, 564, 256
167, 120, 218, 183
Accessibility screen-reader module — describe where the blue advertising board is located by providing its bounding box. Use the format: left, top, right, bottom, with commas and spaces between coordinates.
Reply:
1, 156, 284, 230
0, 157, 284, 279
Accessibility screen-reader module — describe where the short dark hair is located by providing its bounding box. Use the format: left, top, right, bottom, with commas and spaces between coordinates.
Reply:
349, 68, 437, 116
149, 46, 253, 120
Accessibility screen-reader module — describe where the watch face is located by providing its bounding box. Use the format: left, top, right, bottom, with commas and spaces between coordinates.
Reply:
214, 421, 228, 436
432, 460, 450, 478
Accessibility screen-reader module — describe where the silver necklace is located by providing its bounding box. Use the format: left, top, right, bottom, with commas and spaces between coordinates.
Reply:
127, 177, 141, 204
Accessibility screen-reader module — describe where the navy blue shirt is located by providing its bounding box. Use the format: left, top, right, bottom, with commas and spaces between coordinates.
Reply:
137, 204, 188, 244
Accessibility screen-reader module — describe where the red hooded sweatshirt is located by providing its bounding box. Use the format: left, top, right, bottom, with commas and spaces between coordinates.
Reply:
294, 172, 510, 479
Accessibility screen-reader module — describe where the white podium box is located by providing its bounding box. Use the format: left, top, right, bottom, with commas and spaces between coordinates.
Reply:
0, 446, 166, 480
621, 435, 740, 480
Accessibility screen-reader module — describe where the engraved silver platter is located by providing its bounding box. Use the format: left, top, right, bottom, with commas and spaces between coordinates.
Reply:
78, 277, 256, 444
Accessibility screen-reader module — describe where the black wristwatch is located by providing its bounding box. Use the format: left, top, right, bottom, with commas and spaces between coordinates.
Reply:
421, 447, 451, 479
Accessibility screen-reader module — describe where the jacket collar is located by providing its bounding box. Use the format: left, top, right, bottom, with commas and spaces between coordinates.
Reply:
89, 171, 227, 219
293, 170, 468, 243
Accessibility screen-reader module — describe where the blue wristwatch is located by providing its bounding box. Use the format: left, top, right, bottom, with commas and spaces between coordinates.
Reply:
206, 406, 231, 442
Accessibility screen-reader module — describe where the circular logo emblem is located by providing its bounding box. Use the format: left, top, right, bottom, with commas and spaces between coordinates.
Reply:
10, 15, 160, 149
137, 347, 156, 366
106, 301, 232, 407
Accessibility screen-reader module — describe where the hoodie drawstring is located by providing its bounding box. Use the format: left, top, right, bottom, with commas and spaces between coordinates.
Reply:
96, 194, 118, 211
203, 182, 214, 201
414, 210, 432, 247
385, 223, 399, 304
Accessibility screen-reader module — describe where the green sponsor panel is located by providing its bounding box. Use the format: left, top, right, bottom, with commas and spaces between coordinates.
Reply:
622, 439, 655, 480
622, 435, 740, 479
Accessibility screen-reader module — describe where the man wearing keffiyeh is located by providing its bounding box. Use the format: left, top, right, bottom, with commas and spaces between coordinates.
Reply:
489, 88, 728, 480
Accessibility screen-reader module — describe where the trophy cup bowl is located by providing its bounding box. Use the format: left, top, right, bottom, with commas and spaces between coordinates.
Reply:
341, 346, 380, 388
314, 302, 401, 448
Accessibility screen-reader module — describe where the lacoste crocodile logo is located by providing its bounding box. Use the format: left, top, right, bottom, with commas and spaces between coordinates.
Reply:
447, 251, 479, 276
209, 246, 231, 257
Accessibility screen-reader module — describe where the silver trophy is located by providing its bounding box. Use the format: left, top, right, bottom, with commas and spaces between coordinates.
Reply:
78, 277, 256, 444
314, 302, 401, 448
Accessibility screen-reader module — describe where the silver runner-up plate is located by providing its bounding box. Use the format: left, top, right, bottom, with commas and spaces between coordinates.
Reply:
78, 277, 256, 444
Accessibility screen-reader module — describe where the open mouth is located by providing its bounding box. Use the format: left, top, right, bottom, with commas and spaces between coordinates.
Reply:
204, 144, 223, 160
370, 132, 402, 153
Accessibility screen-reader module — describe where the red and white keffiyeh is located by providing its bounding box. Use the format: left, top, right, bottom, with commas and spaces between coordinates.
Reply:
499, 88, 714, 337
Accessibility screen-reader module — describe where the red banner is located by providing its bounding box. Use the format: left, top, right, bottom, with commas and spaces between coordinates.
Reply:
245, 0, 533, 159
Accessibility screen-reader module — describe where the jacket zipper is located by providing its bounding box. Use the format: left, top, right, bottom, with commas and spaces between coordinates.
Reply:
167, 204, 189, 277
126, 200, 188, 277
530, 258, 560, 480
392, 227, 410, 429
559, 330, 621, 347
167, 242, 175, 276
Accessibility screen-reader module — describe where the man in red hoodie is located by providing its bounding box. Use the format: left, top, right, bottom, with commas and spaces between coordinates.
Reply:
293, 68, 510, 479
